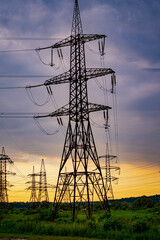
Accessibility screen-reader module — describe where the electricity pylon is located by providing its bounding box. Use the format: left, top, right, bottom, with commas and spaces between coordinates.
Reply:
30, 0, 115, 221
99, 143, 120, 200
0, 147, 15, 203
38, 159, 49, 202
99, 83, 120, 200
27, 166, 38, 202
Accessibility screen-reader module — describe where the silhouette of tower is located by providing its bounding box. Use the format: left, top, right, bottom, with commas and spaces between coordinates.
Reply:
100, 91, 120, 200
0, 147, 15, 203
27, 166, 38, 202
99, 143, 120, 199
30, 0, 115, 220
38, 159, 49, 202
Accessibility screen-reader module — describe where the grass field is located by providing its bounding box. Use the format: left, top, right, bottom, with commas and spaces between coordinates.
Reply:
0, 200, 160, 240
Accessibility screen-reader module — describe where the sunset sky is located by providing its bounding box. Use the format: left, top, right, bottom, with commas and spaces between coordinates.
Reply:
0, 0, 159, 202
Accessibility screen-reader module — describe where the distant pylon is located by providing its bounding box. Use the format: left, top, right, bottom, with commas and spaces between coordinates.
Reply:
0, 147, 15, 203
100, 105, 120, 199
27, 166, 38, 202
38, 159, 49, 202
99, 144, 119, 199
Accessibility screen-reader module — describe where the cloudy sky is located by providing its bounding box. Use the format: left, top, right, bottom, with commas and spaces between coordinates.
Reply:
0, 0, 159, 202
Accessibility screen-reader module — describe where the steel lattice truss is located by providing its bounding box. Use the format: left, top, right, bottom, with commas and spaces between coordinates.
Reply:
30, 0, 115, 220
38, 159, 49, 202
27, 166, 38, 202
0, 147, 14, 203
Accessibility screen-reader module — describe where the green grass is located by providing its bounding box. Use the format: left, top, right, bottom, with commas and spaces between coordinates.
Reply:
0, 208, 159, 240
0, 233, 102, 240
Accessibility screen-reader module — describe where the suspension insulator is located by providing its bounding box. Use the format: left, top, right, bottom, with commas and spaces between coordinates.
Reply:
46, 86, 50, 94
101, 38, 105, 56
50, 48, 54, 66
60, 49, 63, 59
106, 109, 109, 122
103, 111, 106, 119
98, 40, 101, 53
57, 118, 60, 125
60, 118, 63, 126
49, 86, 53, 95
111, 74, 116, 93
57, 48, 61, 58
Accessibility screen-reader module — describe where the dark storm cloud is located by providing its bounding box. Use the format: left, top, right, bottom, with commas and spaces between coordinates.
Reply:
0, 0, 159, 167
129, 91, 160, 116
143, 68, 160, 73
97, 0, 160, 64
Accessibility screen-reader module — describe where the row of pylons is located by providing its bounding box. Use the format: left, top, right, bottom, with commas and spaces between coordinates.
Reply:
0, 146, 118, 204
0, 146, 51, 203
26, 159, 50, 203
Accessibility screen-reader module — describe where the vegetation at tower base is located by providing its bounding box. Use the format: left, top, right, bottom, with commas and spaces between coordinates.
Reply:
0, 196, 159, 240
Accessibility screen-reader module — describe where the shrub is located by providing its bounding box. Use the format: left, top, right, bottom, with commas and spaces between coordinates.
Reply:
132, 219, 149, 233
121, 201, 130, 210
75, 215, 87, 223
93, 202, 103, 210
110, 201, 122, 210
37, 208, 51, 221
87, 220, 97, 230
98, 211, 111, 221
132, 196, 154, 210
103, 217, 122, 231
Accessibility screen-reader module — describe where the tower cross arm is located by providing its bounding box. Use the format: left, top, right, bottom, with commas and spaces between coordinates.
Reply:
27, 173, 40, 177
81, 34, 106, 43
44, 67, 114, 86
34, 103, 111, 119
44, 70, 70, 86
36, 36, 72, 51
99, 155, 117, 160
35, 34, 106, 51
0, 155, 14, 164
88, 103, 111, 114
6, 171, 16, 175
26, 71, 70, 89
86, 68, 115, 80
34, 104, 69, 119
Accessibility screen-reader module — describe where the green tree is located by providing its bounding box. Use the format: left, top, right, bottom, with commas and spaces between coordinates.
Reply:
132, 195, 154, 210
121, 201, 130, 210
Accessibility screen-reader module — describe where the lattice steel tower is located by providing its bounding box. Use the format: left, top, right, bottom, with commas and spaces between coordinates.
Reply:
99, 143, 120, 200
32, 0, 115, 220
38, 159, 49, 202
0, 147, 15, 203
27, 166, 38, 202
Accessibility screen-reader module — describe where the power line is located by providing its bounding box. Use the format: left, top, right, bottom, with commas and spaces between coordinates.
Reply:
34, 118, 61, 136
0, 37, 63, 53
0, 86, 25, 89
121, 173, 160, 183
0, 37, 62, 41
25, 87, 51, 106
123, 161, 160, 172
0, 112, 49, 118
116, 181, 160, 189
0, 75, 53, 78
0, 49, 35, 53
11, 164, 28, 181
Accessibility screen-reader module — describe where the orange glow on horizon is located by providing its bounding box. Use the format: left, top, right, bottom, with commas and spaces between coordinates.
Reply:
7, 159, 160, 202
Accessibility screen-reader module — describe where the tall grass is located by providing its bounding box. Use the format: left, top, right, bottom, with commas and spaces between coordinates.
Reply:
0, 209, 159, 240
